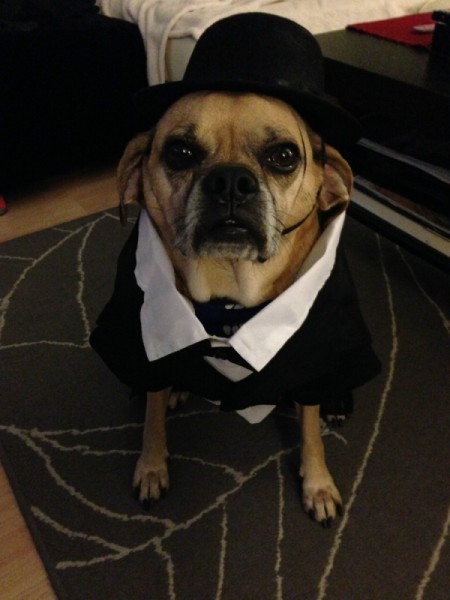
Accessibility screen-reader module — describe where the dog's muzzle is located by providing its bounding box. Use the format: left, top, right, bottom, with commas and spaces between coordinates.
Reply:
200, 165, 262, 243
179, 164, 276, 261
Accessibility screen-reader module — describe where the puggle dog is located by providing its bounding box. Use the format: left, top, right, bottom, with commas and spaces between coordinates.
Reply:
125, 92, 350, 520
90, 14, 379, 527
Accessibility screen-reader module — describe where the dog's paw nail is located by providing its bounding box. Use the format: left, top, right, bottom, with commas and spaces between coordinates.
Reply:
308, 510, 315, 522
337, 503, 344, 516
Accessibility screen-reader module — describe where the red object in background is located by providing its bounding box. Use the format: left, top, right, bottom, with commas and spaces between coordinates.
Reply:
348, 12, 435, 49
0, 195, 7, 216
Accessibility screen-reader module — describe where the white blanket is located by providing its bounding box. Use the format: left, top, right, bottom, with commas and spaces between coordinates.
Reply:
98, 0, 428, 85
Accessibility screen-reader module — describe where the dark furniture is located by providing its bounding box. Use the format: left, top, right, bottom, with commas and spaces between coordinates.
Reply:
316, 29, 449, 272
0, 11, 147, 193
316, 28, 450, 152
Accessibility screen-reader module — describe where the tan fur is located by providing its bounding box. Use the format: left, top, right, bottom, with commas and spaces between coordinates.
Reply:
119, 92, 352, 305
122, 92, 352, 524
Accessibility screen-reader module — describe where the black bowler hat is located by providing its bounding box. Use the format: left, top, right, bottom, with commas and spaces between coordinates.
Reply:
135, 13, 361, 148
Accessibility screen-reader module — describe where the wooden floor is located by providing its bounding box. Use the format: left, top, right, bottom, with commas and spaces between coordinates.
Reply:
0, 165, 118, 599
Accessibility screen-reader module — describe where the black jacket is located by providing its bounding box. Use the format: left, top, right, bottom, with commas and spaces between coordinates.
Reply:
90, 221, 380, 412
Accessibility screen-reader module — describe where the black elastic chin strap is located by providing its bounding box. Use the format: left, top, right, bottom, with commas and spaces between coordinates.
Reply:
281, 204, 317, 236
258, 203, 317, 262
280, 137, 326, 237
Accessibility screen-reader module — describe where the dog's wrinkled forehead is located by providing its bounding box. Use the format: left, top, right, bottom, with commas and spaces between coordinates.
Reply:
151, 91, 311, 160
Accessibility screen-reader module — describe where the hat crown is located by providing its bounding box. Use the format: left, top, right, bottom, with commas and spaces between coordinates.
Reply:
134, 13, 361, 148
184, 13, 324, 96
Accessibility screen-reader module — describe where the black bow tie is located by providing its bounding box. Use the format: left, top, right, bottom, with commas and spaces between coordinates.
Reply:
192, 298, 270, 338
202, 343, 255, 371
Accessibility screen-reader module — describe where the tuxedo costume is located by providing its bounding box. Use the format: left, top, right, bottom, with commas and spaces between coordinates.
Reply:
90, 210, 380, 422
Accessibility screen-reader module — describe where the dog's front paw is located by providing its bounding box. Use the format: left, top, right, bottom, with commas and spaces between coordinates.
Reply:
301, 467, 343, 527
133, 454, 169, 506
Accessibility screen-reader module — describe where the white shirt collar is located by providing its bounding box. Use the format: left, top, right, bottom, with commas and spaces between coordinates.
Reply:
135, 209, 345, 372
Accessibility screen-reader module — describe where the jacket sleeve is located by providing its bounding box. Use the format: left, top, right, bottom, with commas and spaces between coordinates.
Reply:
90, 221, 172, 392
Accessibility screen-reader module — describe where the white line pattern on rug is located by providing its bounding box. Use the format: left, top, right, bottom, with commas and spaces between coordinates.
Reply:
77, 220, 96, 343
316, 234, 398, 600
0, 420, 302, 582
215, 505, 228, 600
0, 340, 90, 350
275, 455, 285, 600
0, 424, 174, 526
398, 250, 450, 600
0, 255, 35, 261
31, 506, 129, 554
398, 248, 450, 336
415, 503, 450, 600
0, 213, 108, 347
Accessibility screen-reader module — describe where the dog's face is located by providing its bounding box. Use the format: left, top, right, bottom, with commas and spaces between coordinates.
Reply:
119, 92, 352, 304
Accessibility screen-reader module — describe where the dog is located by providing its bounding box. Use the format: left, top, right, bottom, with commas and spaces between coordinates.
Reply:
118, 90, 352, 524
90, 14, 379, 528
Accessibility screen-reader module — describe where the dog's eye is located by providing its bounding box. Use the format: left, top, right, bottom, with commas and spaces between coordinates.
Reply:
264, 144, 300, 173
163, 140, 202, 170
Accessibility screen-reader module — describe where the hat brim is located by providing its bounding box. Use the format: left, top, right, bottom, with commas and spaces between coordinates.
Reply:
134, 80, 361, 149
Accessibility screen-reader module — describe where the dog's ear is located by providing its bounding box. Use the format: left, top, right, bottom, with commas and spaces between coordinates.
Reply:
317, 144, 353, 214
117, 131, 153, 224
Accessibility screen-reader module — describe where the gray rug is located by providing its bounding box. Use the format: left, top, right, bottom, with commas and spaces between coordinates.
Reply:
1, 209, 449, 600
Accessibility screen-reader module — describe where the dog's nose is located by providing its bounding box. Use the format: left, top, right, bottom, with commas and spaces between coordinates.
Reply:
202, 165, 259, 207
